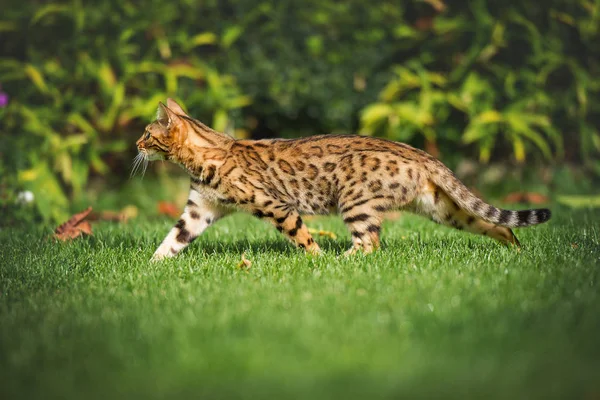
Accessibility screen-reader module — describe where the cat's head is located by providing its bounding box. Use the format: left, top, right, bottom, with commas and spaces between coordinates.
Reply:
135, 98, 189, 162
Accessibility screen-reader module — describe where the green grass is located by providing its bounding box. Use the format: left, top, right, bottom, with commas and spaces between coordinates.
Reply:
1, 207, 599, 399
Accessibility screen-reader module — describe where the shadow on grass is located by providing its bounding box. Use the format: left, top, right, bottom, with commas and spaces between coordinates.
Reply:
84, 233, 351, 256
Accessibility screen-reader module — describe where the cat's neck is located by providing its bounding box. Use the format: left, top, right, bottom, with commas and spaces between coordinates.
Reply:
174, 140, 232, 177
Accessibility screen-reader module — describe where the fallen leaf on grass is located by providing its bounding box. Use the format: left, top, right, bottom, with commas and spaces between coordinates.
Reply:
53, 207, 93, 241
308, 228, 337, 239
158, 201, 180, 218
89, 205, 139, 223
236, 253, 252, 270
503, 192, 549, 205
384, 211, 403, 221
571, 243, 579, 249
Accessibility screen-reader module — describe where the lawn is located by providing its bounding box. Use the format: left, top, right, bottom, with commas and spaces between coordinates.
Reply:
1, 206, 599, 399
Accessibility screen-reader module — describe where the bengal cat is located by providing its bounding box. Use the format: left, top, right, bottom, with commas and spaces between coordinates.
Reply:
136, 99, 551, 260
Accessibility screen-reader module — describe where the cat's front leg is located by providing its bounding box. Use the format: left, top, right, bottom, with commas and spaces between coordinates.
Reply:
151, 188, 230, 261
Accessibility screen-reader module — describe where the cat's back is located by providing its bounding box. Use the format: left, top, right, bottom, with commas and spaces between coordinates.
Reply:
243, 134, 428, 161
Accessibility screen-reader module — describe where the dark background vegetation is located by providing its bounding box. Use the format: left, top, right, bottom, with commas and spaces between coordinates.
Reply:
1, 0, 599, 223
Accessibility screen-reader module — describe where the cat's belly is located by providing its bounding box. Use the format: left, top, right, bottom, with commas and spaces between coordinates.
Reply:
296, 195, 338, 215
193, 184, 227, 204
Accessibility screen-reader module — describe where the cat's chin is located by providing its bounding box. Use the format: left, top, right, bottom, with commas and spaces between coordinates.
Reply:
147, 152, 166, 161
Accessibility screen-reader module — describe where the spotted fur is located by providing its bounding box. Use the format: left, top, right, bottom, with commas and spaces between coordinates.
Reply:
137, 99, 551, 260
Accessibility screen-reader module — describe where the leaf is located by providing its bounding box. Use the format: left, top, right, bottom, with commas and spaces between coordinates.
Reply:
24, 64, 49, 94
157, 201, 180, 218
222, 26, 243, 48
18, 161, 69, 222
511, 134, 526, 162
212, 109, 229, 132
0, 21, 17, 32
89, 205, 138, 223
462, 122, 497, 144
188, 32, 218, 48
31, 4, 71, 25
360, 103, 393, 133
97, 61, 117, 93
53, 207, 93, 241
383, 211, 403, 221
422, 0, 446, 12
308, 228, 337, 239
236, 253, 252, 270
477, 110, 503, 124
502, 192, 549, 205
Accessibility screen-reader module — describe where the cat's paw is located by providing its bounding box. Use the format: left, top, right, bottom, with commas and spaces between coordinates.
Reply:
150, 252, 169, 262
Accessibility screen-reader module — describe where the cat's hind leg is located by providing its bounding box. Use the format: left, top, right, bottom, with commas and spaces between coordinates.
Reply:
151, 187, 231, 261
253, 204, 321, 255
414, 181, 520, 246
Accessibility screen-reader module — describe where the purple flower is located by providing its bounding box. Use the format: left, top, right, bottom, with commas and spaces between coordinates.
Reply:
0, 84, 8, 107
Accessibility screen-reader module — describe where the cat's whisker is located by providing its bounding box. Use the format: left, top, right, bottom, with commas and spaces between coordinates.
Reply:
130, 154, 141, 177
140, 155, 149, 178
130, 152, 147, 178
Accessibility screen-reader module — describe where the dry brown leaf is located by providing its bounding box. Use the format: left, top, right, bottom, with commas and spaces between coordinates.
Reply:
158, 201, 180, 218
384, 211, 403, 221
414, 17, 434, 31
236, 253, 252, 270
53, 207, 93, 241
308, 228, 337, 239
503, 192, 549, 205
422, 0, 447, 12
89, 205, 139, 223
571, 243, 579, 249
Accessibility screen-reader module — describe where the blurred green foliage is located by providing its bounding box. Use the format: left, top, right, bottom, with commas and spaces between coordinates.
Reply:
360, 0, 600, 169
1, 0, 599, 223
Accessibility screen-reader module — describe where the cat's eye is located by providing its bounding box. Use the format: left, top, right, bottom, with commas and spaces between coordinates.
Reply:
144, 131, 151, 140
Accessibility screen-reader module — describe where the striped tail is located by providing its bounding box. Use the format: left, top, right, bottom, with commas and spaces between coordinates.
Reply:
431, 169, 551, 229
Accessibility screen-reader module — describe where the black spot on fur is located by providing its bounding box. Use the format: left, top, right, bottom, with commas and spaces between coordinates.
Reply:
368, 180, 383, 193
323, 162, 336, 172
204, 165, 216, 183
253, 210, 265, 218
176, 229, 193, 243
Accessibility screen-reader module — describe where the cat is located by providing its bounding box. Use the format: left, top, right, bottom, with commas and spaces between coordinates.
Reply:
136, 98, 551, 260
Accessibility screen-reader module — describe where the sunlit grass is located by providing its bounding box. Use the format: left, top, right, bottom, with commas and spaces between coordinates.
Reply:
1, 207, 599, 399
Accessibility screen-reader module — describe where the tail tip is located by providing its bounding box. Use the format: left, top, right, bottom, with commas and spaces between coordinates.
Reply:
537, 208, 552, 224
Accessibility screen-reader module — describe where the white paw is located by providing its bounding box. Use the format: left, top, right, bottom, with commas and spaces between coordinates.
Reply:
150, 251, 170, 262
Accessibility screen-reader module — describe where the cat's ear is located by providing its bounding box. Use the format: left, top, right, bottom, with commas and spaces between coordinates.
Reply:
156, 102, 170, 127
156, 102, 183, 131
166, 98, 188, 116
